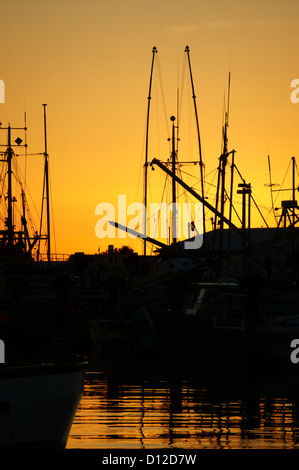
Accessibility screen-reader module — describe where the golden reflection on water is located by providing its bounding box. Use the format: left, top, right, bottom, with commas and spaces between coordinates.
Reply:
66, 356, 299, 449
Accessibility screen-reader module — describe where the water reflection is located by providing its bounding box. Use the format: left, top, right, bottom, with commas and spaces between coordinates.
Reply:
67, 351, 299, 449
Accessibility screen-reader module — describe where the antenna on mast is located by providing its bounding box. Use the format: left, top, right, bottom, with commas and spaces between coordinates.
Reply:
213, 71, 233, 264
143, 46, 157, 257
223, 71, 231, 154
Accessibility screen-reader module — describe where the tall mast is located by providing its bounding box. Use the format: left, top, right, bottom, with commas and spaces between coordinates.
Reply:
43, 104, 51, 265
220, 72, 231, 223
292, 156, 296, 226
143, 46, 157, 256
214, 72, 231, 267
0, 124, 26, 247
227, 149, 235, 271
6, 125, 13, 244
170, 115, 177, 243
185, 45, 205, 235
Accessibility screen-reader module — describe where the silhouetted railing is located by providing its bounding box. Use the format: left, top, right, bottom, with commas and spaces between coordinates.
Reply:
37, 253, 70, 262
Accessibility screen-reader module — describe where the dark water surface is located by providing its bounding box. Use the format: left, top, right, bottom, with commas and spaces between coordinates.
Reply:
67, 350, 299, 449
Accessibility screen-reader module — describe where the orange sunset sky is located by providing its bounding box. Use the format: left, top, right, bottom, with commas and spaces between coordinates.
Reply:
1, 0, 299, 257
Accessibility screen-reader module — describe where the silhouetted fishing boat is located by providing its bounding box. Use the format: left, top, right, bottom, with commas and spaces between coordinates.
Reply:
0, 108, 92, 350
142, 188, 299, 363
130, 47, 299, 363
89, 46, 299, 364
0, 360, 87, 448
0, 107, 90, 448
